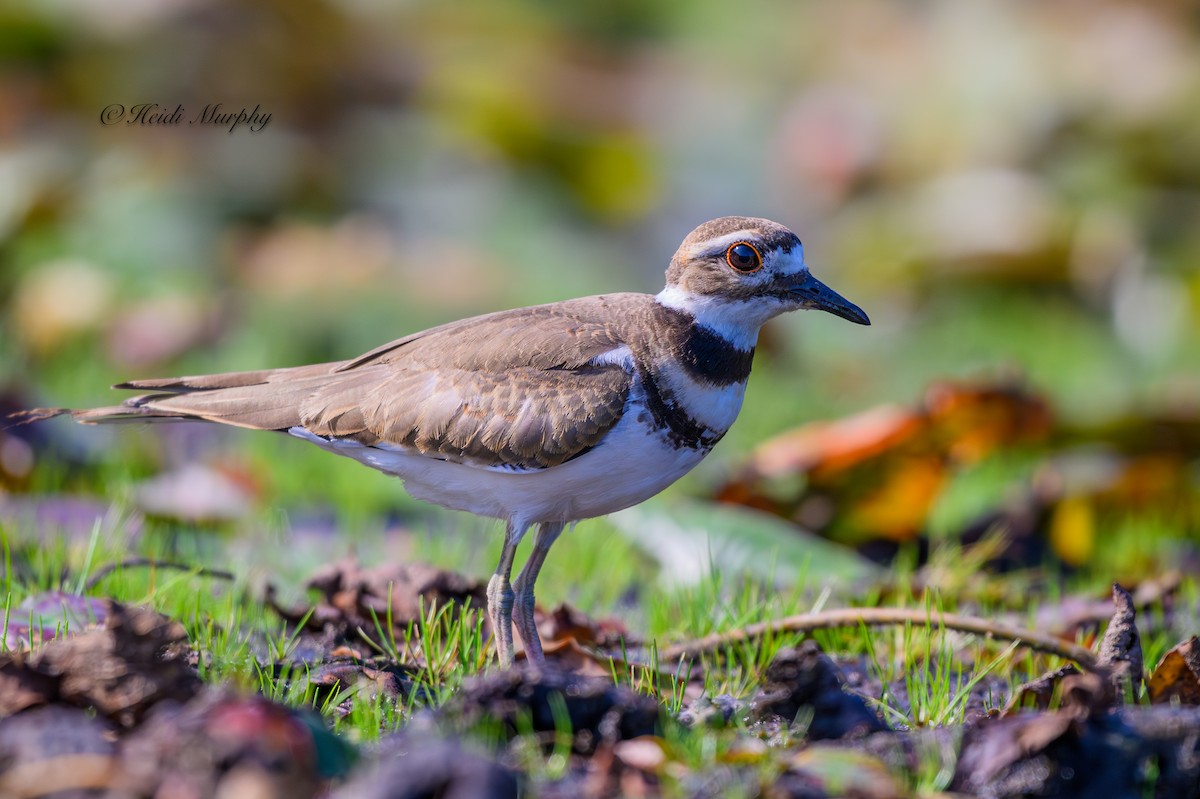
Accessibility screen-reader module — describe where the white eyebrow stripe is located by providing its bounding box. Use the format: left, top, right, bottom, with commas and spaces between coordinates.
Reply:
690, 230, 762, 256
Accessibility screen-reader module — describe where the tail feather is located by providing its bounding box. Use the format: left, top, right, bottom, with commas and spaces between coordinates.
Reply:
113, 363, 335, 393
5, 407, 72, 427
5, 397, 211, 428
9, 360, 348, 432
139, 375, 342, 430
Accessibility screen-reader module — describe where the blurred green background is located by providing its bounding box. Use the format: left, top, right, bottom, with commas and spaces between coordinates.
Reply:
1, 0, 1198, 579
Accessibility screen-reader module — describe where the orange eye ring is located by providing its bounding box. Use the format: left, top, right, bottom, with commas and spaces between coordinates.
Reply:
725, 241, 763, 273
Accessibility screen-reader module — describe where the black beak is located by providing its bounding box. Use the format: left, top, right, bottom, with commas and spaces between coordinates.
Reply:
787, 272, 871, 326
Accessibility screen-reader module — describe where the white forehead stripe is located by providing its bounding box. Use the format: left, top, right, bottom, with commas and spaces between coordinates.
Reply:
772, 246, 808, 276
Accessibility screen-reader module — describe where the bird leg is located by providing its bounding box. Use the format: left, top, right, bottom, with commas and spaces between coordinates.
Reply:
512, 522, 563, 666
487, 521, 524, 668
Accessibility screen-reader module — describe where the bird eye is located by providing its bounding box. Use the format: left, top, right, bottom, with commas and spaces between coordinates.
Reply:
725, 242, 762, 273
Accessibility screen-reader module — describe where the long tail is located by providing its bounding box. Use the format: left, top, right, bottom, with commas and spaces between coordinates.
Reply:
7, 362, 345, 432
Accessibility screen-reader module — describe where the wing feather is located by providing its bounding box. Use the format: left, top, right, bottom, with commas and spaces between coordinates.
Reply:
44, 294, 653, 471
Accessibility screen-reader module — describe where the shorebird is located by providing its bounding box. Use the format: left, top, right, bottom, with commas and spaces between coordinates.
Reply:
19, 217, 869, 666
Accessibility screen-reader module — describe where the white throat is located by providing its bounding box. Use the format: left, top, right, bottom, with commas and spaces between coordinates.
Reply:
655, 285, 780, 350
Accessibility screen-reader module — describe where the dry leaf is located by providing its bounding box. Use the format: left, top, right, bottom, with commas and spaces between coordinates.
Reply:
1147, 636, 1200, 705
1096, 583, 1143, 701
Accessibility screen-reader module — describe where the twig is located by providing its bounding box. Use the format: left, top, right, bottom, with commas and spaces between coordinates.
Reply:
84, 558, 236, 592
657, 606, 1099, 671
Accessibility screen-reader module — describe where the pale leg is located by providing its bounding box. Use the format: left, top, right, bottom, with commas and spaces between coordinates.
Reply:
512, 522, 564, 666
487, 521, 524, 668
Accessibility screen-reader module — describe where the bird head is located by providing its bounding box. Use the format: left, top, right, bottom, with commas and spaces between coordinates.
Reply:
658, 216, 869, 347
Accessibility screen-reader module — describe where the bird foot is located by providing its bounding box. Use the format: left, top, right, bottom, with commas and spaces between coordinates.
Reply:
486, 573, 515, 668
513, 587, 544, 666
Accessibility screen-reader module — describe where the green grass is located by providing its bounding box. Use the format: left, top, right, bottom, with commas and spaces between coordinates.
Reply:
4, 490, 1169, 704
861, 594, 1020, 729
5, 287, 1197, 795
2, 467, 1193, 796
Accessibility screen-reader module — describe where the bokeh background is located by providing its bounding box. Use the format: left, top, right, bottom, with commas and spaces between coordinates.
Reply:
2, 0, 1199, 586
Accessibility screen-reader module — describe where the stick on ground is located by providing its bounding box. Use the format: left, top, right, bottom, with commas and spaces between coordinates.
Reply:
656, 606, 1099, 671
84, 558, 236, 592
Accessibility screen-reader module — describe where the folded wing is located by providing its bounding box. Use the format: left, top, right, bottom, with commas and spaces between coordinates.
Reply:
23, 294, 644, 471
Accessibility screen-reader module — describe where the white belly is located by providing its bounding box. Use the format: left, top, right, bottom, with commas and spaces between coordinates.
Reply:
288, 407, 710, 530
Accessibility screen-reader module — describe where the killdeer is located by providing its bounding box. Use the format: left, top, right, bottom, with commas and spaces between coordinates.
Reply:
19, 216, 869, 666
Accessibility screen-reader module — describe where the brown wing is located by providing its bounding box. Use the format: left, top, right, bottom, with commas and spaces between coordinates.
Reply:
301, 294, 641, 469
37, 294, 649, 470
302, 362, 631, 469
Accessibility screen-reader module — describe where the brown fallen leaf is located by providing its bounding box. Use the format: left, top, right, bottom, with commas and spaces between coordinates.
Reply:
309, 558, 486, 629
1096, 583, 1143, 701
1005, 664, 1081, 714
538, 602, 632, 650
440, 665, 661, 754
269, 560, 600, 663
749, 640, 885, 740
958, 672, 1136, 797
957, 710, 1075, 793
1006, 584, 1142, 713
267, 558, 489, 648
0, 659, 60, 716
0, 601, 199, 725
1147, 636, 1200, 705
539, 636, 622, 677
294, 657, 421, 716
119, 690, 326, 799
